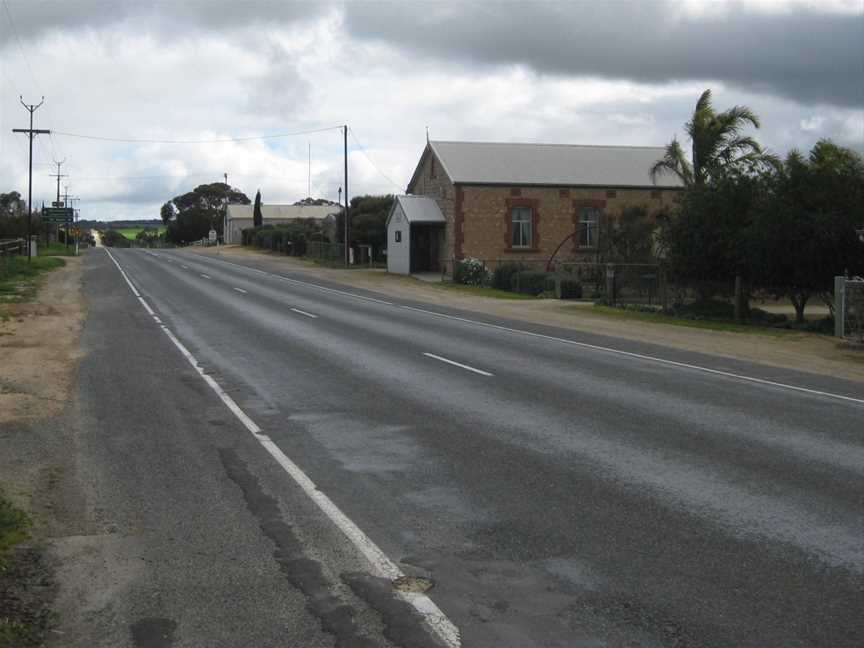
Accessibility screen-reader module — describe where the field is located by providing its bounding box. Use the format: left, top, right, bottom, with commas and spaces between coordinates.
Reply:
111, 226, 166, 240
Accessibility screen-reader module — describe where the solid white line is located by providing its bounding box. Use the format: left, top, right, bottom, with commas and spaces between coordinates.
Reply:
423, 352, 493, 377
290, 307, 318, 319
201, 274, 211, 279
103, 248, 460, 647
233, 287, 248, 294
403, 306, 864, 406
174, 252, 864, 406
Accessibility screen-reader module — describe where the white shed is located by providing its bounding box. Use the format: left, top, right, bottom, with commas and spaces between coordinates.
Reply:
385, 195, 446, 275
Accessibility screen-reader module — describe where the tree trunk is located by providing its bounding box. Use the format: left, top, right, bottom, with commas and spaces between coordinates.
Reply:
790, 291, 808, 324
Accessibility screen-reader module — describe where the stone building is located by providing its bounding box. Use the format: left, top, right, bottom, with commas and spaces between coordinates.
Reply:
386, 140, 683, 275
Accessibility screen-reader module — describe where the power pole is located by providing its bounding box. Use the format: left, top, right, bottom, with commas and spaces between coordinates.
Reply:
12, 96, 50, 260
51, 158, 67, 205
344, 125, 349, 267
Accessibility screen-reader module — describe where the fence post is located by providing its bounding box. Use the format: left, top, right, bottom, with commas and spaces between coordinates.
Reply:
734, 275, 743, 324
834, 276, 845, 338
605, 264, 615, 305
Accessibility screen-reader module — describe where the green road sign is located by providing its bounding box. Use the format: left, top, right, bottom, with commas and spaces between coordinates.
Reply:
42, 207, 74, 223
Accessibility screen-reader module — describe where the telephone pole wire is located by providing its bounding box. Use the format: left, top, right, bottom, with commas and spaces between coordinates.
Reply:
12, 96, 50, 260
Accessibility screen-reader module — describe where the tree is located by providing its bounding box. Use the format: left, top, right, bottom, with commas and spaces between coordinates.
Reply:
253, 190, 263, 228
599, 206, 659, 263
163, 183, 250, 244
651, 89, 775, 187
0, 191, 23, 218
752, 140, 864, 322
335, 195, 393, 251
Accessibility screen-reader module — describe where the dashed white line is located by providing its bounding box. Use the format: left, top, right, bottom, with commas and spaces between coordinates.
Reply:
233, 287, 248, 294
422, 352, 493, 377
181, 265, 189, 269
290, 307, 318, 319
172, 253, 864, 406
103, 248, 460, 647
201, 274, 211, 279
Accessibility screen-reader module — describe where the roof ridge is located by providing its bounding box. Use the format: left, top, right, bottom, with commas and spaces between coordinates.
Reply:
430, 140, 666, 150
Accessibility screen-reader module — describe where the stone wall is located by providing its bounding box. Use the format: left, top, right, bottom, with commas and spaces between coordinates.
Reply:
407, 149, 456, 260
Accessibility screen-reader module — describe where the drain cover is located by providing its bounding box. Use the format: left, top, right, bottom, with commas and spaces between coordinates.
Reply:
393, 576, 434, 594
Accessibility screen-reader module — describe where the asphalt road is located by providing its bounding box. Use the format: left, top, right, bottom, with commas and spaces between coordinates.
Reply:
74, 247, 864, 647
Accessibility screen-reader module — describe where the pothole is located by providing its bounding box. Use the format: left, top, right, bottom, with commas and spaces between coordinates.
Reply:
393, 575, 434, 594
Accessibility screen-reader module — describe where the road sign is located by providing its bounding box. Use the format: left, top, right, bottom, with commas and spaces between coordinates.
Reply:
208, 229, 217, 242
52, 201, 65, 207
42, 207, 74, 223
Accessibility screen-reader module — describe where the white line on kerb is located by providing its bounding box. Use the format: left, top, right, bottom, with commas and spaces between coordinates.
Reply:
290, 307, 318, 319
201, 274, 211, 279
233, 287, 248, 294
423, 352, 493, 377
103, 249, 460, 648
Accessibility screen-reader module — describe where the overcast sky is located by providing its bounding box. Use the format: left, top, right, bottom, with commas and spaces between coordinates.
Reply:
1, 0, 862, 222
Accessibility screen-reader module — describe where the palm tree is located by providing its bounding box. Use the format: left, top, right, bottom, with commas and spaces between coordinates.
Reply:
651, 89, 772, 187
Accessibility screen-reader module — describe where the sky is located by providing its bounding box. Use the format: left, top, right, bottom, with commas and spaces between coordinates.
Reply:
1, 0, 862, 222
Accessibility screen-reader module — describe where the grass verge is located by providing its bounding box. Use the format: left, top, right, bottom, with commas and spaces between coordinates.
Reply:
37, 243, 77, 257
0, 257, 65, 305
575, 305, 801, 338
0, 494, 35, 648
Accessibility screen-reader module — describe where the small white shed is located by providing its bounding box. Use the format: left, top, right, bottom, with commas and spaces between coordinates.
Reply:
385, 195, 446, 275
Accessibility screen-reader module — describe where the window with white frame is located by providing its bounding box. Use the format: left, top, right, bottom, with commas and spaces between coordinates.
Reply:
511, 206, 533, 248
579, 207, 600, 247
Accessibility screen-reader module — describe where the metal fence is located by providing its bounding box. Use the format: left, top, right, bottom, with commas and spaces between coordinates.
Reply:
0, 238, 26, 258
835, 276, 864, 342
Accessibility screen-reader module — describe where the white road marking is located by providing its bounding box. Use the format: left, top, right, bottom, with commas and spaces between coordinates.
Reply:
290, 307, 318, 319
169, 252, 864, 407
181, 265, 189, 269
233, 287, 248, 294
201, 274, 211, 279
102, 248, 461, 647
402, 306, 864, 406
423, 352, 493, 377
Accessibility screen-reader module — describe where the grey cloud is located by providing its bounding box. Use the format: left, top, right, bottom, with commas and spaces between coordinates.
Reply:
343, 1, 864, 108
0, 0, 327, 45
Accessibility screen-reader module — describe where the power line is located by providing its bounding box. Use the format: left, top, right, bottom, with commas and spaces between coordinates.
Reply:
348, 127, 403, 192
2, 0, 65, 161
51, 124, 344, 145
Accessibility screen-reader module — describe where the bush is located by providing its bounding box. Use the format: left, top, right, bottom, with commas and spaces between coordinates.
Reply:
454, 257, 489, 286
558, 276, 583, 299
491, 262, 528, 290
511, 270, 553, 295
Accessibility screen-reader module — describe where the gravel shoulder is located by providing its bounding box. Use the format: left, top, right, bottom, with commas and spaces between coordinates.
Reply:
0, 255, 88, 647
185, 245, 864, 383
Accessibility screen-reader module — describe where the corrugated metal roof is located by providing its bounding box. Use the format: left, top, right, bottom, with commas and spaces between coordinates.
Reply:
428, 141, 682, 188
393, 195, 445, 224
226, 204, 341, 221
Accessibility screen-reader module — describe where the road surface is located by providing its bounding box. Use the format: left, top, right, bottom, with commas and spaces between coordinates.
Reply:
67, 247, 864, 647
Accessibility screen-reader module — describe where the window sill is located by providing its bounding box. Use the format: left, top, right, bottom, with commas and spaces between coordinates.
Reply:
505, 247, 541, 253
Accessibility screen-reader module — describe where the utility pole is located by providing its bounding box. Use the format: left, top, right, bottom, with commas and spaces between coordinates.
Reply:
51, 159, 68, 249
51, 158, 67, 205
12, 96, 49, 260
343, 125, 349, 266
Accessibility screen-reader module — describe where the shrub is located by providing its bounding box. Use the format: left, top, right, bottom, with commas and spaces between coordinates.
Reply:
491, 262, 528, 290
511, 270, 552, 295
454, 257, 489, 286
558, 276, 583, 299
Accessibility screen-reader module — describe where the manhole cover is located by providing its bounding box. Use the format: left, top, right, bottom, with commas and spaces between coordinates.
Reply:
393, 576, 434, 594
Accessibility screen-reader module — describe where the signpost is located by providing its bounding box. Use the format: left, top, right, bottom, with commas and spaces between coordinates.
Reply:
208, 229, 217, 244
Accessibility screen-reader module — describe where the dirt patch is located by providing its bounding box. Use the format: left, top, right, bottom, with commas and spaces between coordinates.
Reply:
0, 256, 88, 647
187, 246, 864, 383
0, 257, 86, 425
